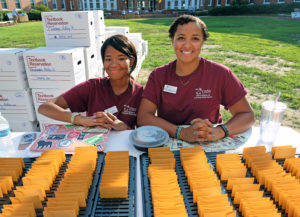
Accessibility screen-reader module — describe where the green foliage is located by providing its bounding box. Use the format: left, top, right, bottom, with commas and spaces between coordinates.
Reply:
33, 4, 51, 12
0, 11, 9, 21
27, 10, 42, 21
209, 2, 300, 15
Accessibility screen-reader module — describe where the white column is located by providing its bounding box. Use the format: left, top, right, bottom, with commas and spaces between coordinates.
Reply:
100, 0, 103, 9
178, 0, 181, 9
86, 0, 90, 9
165, 0, 167, 9
185, 0, 188, 9
171, 0, 174, 9
114, 0, 117, 10
93, 0, 97, 9
107, 0, 111, 10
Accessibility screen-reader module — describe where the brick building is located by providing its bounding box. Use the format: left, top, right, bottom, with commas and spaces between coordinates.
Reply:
0, 0, 299, 13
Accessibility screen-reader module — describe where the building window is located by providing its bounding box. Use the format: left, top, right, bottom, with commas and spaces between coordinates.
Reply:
96, 0, 100, 9
43, 0, 48, 6
30, 0, 35, 8
70, 0, 74, 9
167, 0, 170, 8
77, 0, 82, 9
208, 0, 212, 6
277, 0, 284, 3
89, 1, 93, 9
226, 0, 230, 5
52, 0, 57, 9
264, 0, 270, 3
15, 0, 21, 8
1, 0, 8, 9
295, 0, 300, 2
61, 0, 66, 9
217, 0, 222, 5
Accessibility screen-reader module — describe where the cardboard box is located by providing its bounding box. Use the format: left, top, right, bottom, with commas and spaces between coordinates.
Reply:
0, 48, 29, 90
31, 88, 69, 122
0, 90, 36, 121
93, 10, 105, 36
95, 35, 105, 61
83, 47, 101, 79
10, 121, 40, 132
23, 47, 86, 89
105, 26, 129, 36
42, 11, 96, 47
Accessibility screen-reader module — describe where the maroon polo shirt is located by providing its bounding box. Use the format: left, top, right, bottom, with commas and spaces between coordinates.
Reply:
62, 77, 143, 128
142, 58, 247, 125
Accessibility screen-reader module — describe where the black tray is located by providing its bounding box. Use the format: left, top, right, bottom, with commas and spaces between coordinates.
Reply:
141, 150, 294, 217
0, 152, 105, 217
91, 156, 137, 217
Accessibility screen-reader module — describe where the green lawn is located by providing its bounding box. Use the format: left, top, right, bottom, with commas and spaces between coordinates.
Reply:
1, 17, 300, 130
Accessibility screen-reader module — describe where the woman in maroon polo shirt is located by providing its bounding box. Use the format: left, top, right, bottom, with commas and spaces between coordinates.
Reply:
38, 35, 143, 130
138, 15, 254, 142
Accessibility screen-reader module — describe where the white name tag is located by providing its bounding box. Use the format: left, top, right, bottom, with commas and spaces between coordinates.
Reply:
104, 106, 118, 114
163, 85, 177, 94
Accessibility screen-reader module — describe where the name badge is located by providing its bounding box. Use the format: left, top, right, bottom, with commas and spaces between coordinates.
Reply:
104, 106, 118, 114
163, 85, 177, 94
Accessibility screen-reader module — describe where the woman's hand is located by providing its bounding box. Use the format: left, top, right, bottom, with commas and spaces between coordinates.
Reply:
75, 112, 114, 128
107, 113, 131, 131
180, 118, 217, 143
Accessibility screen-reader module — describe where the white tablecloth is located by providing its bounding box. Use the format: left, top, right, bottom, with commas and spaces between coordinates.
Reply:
3, 126, 300, 217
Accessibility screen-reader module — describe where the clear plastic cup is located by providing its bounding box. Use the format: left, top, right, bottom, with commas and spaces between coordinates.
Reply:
259, 101, 286, 149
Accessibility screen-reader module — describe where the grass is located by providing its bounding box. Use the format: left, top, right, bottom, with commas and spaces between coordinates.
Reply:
1, 16, 299, 129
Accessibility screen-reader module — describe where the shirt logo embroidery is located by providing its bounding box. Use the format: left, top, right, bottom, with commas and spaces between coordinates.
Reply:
122, 105, 137, 116
194, 88, 212, 99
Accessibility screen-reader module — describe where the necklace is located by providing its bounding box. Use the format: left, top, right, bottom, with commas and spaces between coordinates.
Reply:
177, 71, 195, 86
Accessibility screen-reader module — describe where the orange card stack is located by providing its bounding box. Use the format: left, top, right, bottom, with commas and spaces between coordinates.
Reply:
148, 147, 188, 217
181, 147, 235, 217
0, 158, 23, 199
243, 146, 299, 217
43, 146, 97, 217
216, 152, 280, 217
99, 151, 129, 199
271, 145, 296, 160
0, 150, 65, 217
284, 157, 300, 179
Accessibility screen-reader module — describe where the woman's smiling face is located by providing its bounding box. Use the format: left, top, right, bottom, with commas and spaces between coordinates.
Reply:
172, 21, 204, 65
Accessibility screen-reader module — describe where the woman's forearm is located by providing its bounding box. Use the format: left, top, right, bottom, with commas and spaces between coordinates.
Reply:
224, 111, 255, 136
38, 102, 72, 123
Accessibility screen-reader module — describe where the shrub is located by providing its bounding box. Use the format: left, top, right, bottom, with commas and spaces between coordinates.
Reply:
0, 11, 9, 21
34, 4, 51, 12
195, 10, 209, 16
208, 2, 300, 15
27, 10, 42, 21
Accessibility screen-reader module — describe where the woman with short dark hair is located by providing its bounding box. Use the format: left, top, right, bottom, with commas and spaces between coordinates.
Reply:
39, 35, 143, 130
138, 15, 254, 142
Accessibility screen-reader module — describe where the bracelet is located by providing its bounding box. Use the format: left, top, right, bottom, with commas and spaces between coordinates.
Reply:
175, 126, 183, 140
218, 124, 229, 138
70, 112, 80, 124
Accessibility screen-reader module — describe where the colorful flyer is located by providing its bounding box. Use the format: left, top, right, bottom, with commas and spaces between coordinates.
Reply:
30, 124, 110, 152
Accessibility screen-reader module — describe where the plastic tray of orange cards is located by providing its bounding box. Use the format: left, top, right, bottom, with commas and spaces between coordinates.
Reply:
91, 156, 137, 217
140, 151, 298, 217
0, 153, 105, 217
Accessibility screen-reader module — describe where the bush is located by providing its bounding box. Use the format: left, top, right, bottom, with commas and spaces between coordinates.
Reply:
195, 10, 209, 16
0, 11, 9, 21
34, 4, 51, 12
208, 2, 300, 15
27, 10, 42, 21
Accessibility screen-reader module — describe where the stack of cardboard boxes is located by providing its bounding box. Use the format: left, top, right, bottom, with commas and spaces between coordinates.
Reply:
0, 10, 148, 132
0, 48, 39, 132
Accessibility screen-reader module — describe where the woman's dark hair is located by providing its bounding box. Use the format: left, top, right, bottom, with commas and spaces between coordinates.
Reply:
168, 15, 209, 41
101, 34, 137, 75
